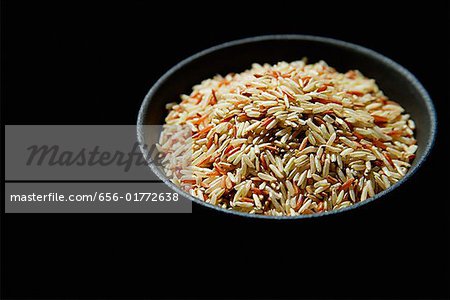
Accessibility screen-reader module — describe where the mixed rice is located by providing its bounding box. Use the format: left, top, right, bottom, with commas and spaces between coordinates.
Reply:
157, 59, 417, 216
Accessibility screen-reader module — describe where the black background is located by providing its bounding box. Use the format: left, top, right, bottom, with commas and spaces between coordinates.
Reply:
2, 1, 449, 299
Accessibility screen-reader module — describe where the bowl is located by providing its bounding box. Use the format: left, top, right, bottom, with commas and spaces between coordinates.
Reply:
137, 35, 437, 219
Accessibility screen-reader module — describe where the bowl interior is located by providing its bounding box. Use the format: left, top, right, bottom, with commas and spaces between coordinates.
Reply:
138, 36, 435, 217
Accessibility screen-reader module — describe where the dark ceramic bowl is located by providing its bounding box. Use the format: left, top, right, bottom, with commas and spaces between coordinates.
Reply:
137, 35, 436, 219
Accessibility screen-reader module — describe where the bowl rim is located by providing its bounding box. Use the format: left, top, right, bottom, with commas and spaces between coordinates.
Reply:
137, 34, 437, 220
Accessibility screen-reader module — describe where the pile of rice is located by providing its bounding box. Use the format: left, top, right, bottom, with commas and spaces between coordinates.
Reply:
157, 59, 417, 216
